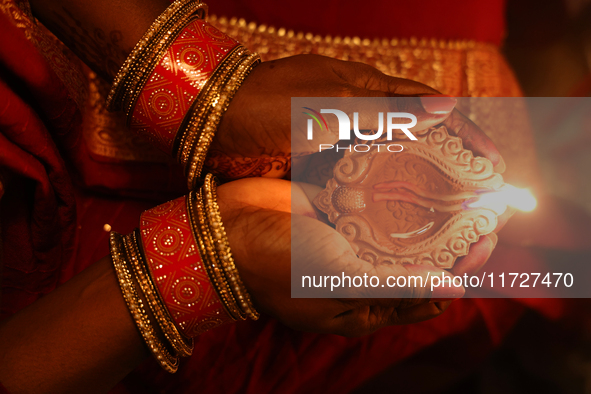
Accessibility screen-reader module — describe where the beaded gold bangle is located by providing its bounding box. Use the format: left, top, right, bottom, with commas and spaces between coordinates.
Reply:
174, 46, 247, 164
106, 0, 259, 188
184, 52, 261, 189
121, 11, 207, 118
109, 232, 180, 373
187, 190, 245, 321
106, 0, 207, 112
202, 174, 260, 320
124, 230, 194, 357
177, 46, 249, 167
184, 52, 260, 188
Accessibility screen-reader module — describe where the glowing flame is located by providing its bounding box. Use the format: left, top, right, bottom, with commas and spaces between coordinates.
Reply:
466, 184, 537, 215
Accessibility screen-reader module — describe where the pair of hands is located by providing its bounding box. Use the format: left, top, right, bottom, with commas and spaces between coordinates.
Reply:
209, 54, 510, 337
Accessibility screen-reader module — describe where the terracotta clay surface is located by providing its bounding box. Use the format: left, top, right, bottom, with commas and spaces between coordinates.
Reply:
314, 126, 504, 268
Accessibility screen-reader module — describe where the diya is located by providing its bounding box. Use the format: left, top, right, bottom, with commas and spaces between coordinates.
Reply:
313, 125, 536, 269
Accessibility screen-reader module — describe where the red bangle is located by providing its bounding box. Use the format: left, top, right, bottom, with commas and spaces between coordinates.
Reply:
140, 196, 234, 337
130, 19, 240, 155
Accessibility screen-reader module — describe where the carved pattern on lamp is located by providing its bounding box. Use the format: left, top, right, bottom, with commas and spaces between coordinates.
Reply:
314, 126, 503, 269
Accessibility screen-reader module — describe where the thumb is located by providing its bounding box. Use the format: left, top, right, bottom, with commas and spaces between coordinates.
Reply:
337, 93, 457, 135
330, 59, 457, 132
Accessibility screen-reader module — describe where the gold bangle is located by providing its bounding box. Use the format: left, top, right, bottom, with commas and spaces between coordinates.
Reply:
185, 52, 260, 188
124, 231, 194, 357
187, 191, 245, 321
108, 0, 206, 111
106, 0, 207, 112
181, 49, 247, 166
109, 232, 179, 373
121, 8, 206, 119
185, 52, 261, 188
188, 190, 245, 321
174, 46, 247, 163
202, 174, 260, 320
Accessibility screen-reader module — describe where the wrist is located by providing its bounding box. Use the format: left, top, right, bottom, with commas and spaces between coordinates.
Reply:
106, 0, 260, 186
108, 174, 259, 373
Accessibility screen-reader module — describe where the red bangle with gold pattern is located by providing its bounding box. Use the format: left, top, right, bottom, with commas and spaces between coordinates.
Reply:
139, 196, 234, 337
129, 19, 241, 155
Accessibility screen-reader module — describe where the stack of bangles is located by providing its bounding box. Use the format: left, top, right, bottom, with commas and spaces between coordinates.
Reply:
106, 0, 261, 189
106, 0, 261, 373
110, 175, 259, 373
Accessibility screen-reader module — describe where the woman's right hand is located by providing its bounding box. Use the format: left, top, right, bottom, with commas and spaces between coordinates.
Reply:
216, 177, 492, 337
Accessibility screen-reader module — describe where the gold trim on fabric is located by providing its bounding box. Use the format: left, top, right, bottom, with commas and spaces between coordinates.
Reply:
0, 0, 88, 109
208, 14, 522, 98
83, 71, 172, 163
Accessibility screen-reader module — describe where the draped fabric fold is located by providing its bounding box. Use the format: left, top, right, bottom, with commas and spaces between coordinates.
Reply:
0, 12, 78, 317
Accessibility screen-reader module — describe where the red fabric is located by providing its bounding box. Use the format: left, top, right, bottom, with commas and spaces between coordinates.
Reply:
0, 15, 78, 317
209, 0, 507, 46
119, 298, 524, 394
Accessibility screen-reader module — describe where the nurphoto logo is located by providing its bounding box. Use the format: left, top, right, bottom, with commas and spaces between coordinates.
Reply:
303, 107, 417, 152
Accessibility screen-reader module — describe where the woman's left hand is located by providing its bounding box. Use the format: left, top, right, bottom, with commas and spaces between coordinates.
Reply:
207, 54, 505, 180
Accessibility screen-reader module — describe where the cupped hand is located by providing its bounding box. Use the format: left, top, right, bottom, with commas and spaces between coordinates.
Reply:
215, 54, 446, 157
216, 177, 499, 337
208, 54, 506, 181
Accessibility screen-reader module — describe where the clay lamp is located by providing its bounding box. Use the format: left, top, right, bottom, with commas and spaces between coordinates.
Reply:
314, 125, 536, 268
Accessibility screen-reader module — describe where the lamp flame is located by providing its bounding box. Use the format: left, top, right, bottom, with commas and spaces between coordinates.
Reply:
466, 184, 537, 215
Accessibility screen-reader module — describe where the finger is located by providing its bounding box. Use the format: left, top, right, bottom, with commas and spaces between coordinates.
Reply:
312, 60, 457, 136
391, 299, 453, 325
494, 156, 506, 174
450, 233, 497, 277
290, 215, 466, 301
336, 91, 457, 134
295, 63, 458, 153
342, 263, 465, 302
441, 109, 503, 168
326, 305, 379, 337
330, 300, 452, 336
331, 59, 438, 96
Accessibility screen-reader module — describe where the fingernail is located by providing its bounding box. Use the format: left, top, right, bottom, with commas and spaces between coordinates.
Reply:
493, 156, 506, 174
420, 94, 457, 114
430, 275, 465, 301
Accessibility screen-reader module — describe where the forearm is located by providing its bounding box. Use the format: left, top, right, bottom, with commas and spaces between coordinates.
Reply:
28, 0, 170, 81
0, 181, 262, 392
28, 0, 262, 183
0, 256, 148, 394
